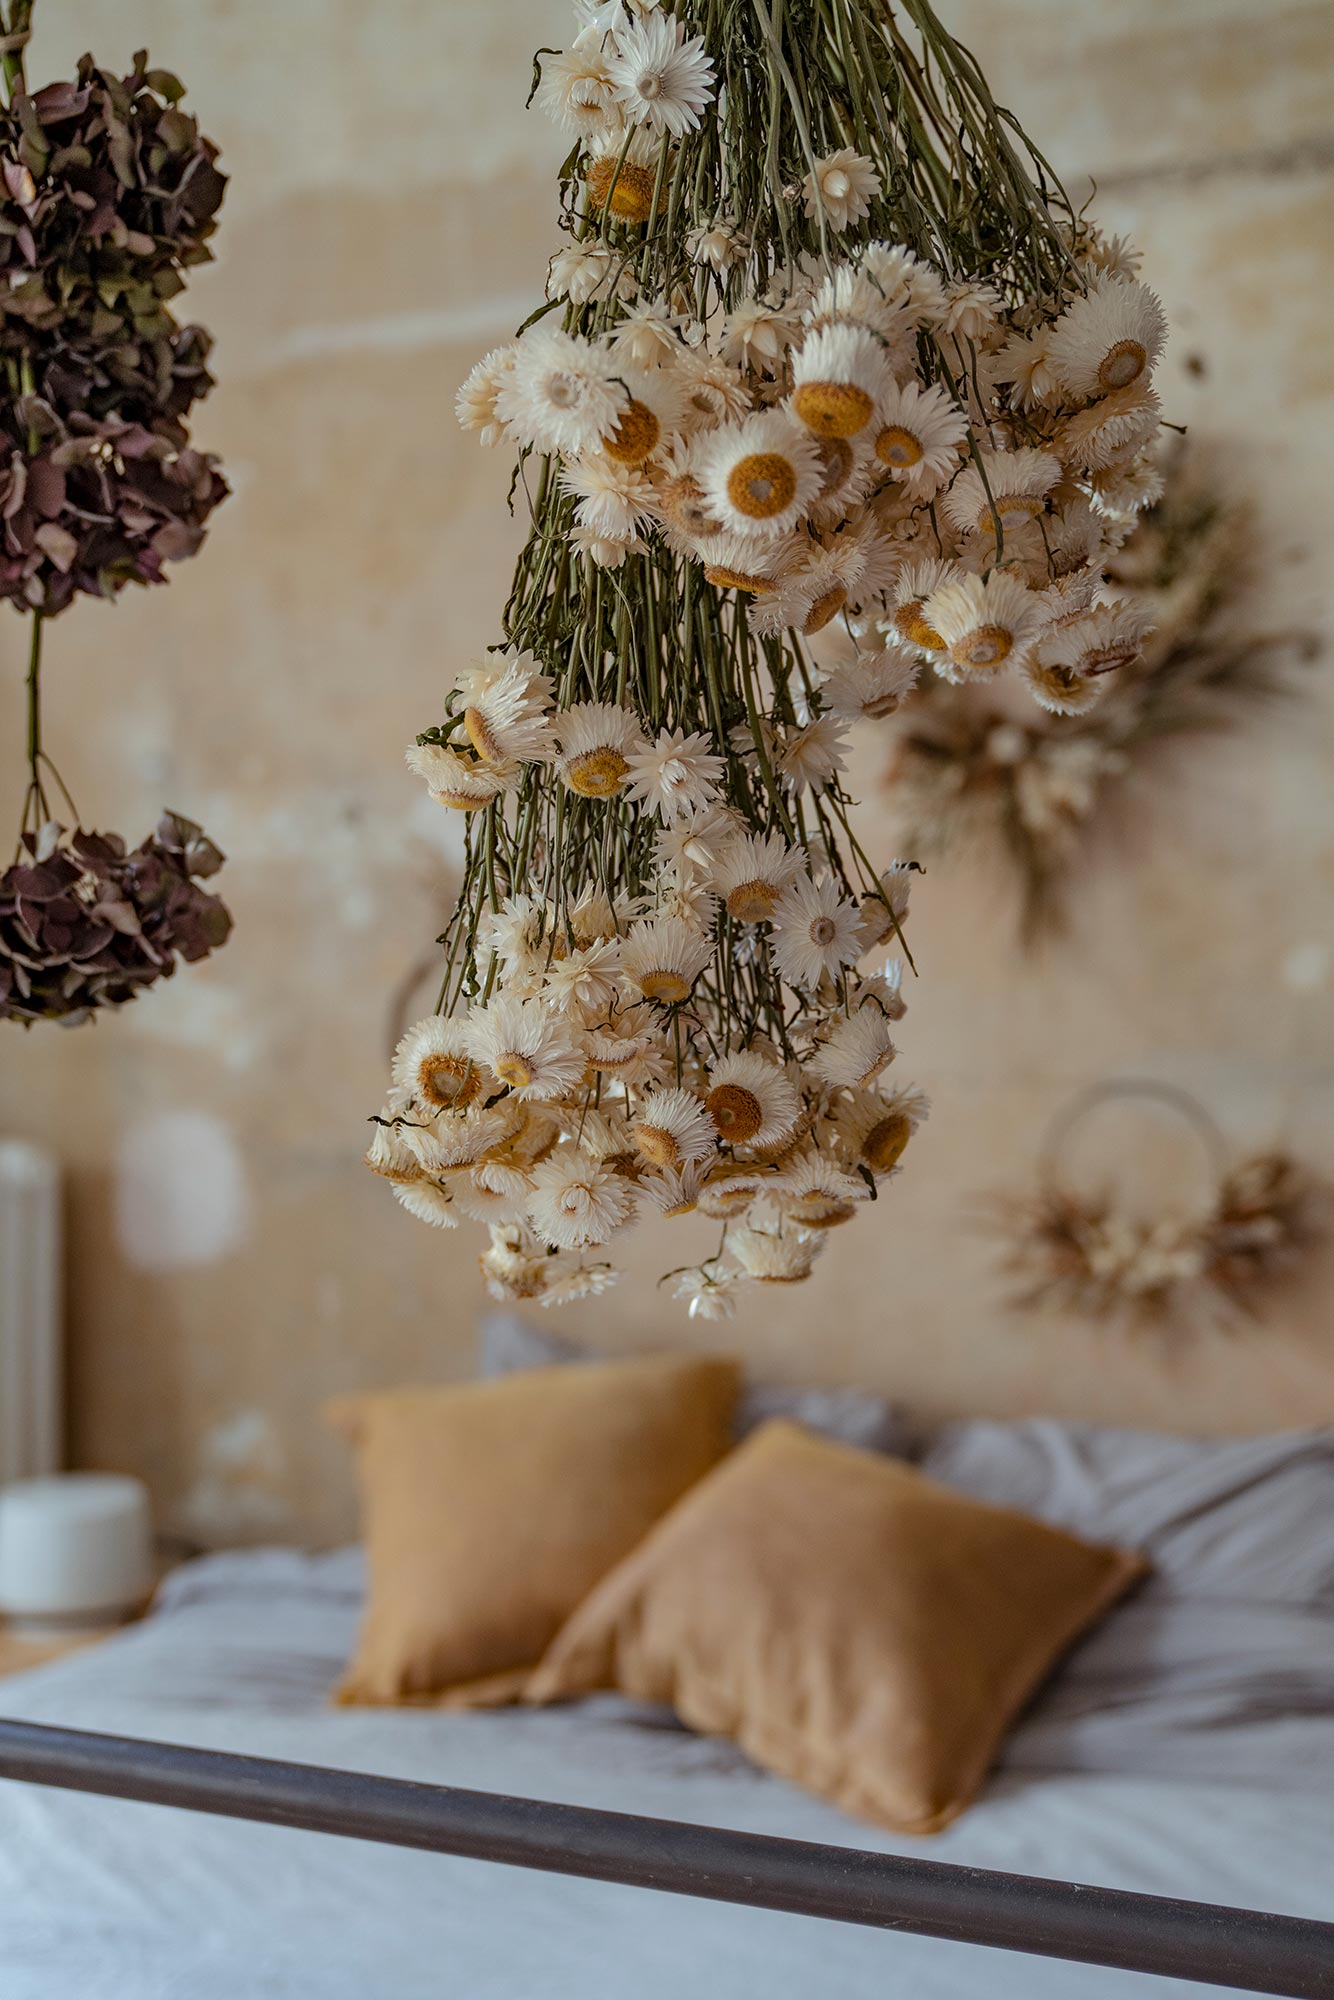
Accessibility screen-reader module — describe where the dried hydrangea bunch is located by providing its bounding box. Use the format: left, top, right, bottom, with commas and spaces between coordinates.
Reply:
376, 0, 1168, 1315
0, 814, 231, 1026
0, 12, 231, 1025
884, 455, 1311, 940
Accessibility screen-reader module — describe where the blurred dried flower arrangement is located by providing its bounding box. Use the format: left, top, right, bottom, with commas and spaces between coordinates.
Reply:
0, 5, 231, 1026
881, 451, 1316, 942
985, 1082, 1329, 1335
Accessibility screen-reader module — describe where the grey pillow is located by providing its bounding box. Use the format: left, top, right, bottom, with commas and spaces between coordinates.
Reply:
919, 1417, 1334, 1609
478, 1311, 911, 1458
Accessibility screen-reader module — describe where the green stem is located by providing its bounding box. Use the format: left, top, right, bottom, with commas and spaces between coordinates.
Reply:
0, 0, 32, 106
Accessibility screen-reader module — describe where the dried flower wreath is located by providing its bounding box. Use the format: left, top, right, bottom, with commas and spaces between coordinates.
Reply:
882, 453, 1314, 941
373, 0, 1172, 1318
985, 1081, 1328, 1335
0, 2, 231, 1026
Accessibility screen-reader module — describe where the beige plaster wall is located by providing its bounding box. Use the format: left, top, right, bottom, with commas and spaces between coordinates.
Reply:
1, 1, 1332, 1547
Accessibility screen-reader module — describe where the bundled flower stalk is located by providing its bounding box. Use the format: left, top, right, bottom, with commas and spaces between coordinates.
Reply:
883, 454, 1311, 940
376, 0, 1170, 1315
0, 7, 232, 1024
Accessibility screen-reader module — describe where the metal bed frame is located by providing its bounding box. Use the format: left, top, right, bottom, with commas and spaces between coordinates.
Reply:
1, 1718, 1332, 1996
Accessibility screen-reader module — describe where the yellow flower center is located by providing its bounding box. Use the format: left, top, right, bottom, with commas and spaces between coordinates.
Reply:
494, 1051, 536, 1090
603, 399, 661, 466
435, 785, 496, 812
463, 705, 503, 764
791, 379, 874, 441
1098, 339, 1147, 391
726, 451, 798, 522
635, 1122, 682, 1167
952, 623, 1014, 670
585, 155, 658, 224
707, 1083, 764, 1144
418, 1053, 480, 1109
726, 879, 779, 923
563, 747, 629, 797
875, 425, 924, 470
981, 495, 1047, 534
700, 1169, 763, 1215
803, 585, 847, 635
639, 967, 692, 1004
862, 1112, 911, 1173
809, 916, 837, 948
704, 562, 775, 594
893, 599, 945, 651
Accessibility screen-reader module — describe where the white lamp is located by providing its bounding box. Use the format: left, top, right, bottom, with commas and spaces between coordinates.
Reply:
0, 1473, 152, 1636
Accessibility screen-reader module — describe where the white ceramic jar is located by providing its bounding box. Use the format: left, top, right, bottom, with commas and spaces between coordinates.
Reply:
0, 1473, 152, 1633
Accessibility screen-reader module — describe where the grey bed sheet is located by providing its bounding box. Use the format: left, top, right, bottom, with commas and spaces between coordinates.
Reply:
0, 1545, 1332, 2000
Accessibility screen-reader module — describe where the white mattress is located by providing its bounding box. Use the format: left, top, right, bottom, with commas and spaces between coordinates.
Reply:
0, 1548, 1330, 2000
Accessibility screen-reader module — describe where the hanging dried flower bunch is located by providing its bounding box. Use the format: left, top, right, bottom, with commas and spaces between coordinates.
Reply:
882, 452, 1314, 940
0, 8, 232, 1025
985, 1083, 1329, 1335
376, 0, 1171, 1315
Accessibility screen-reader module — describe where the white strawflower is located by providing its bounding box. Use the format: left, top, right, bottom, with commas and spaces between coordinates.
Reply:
802, 263, 916, 346
528, 1148, 634, 1249
778, 713, 849, 793
889, 556, 957, 655
365, 1109, 423, 1187
456, 347, 518, 446
584, 1011, 668, 1084
711, 830, 803, 923
560, 455, 657, 539
1031, 599, 1151, 689
542, 939, 623, 1016
810, 1007, 897, 1090
626, 727, 725, 822
719, 299, 799, 373
1021, 656, 1106, 717
802, 148, 881, 232
400, 1104, 514, 1177
671, 1264, 740, 1320
620, 914, 713, 1004
654, 803, 739, 883
992, 326, 1061, 412
819, 646, 919, 722
831, 1083, 930, 1176
392, 1015, 481, 1114
693, 529, 790, 592
687, 217, 746, 273
944, 448, 1062, 541
602, 365, 690, 467
673, 345, 752, 432
632, 1086, 716, 1168
1046, 277, 1167, 400
608, 299, 685, 370
748, 534, 868, 641
554, 701, 648, 799
728, 1223, 822, 1283
636, 1159, 707, 1217
923, 569, 1045, 677
857, 863, 914, 951
705, 1047, 801, 1148
452, 1162, 538, 1228
457, 653, 557, 767
537, 1254, 619, 1307
393, 1179, 460, 1230
852, 955, 908, 1021
935, 278, 1003, 342
872, 379, 968, 493
496, 328, 627, 456
1057, 385, 1162, 473
547, 242, 637, 307
769, 874, 862, 988
535, 42, 619, 135
695, 410, 824, 539
584, 126, 669, 226
467, 996, 585, 1100
569, 525, 644, 569
790, 324, 892, 440
405, 740, 516, 811
607, 12, 716, 136
772, 1150, 868, 1228
697, 1163, 781, 1218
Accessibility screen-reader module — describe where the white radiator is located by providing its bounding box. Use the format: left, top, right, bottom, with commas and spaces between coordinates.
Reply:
0, 1141, 62, 1483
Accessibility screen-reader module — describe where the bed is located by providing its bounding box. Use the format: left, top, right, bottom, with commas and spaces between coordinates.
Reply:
3, 1415, 1334, 2000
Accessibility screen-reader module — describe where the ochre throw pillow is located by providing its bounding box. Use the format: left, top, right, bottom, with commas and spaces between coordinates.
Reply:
526, 1419, 1146, 1832
328, 1354, 739, 1707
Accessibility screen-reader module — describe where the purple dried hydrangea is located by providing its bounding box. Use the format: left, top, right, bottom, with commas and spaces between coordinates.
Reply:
0, 50, 228, 612
0, 813, 233, 1026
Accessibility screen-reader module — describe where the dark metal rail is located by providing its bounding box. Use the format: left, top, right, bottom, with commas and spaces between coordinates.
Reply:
1, 1719, 1331, 1997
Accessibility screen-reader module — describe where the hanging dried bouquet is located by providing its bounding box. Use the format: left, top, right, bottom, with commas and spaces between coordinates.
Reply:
374, 0, 1171, 1315
0, 8, 231, 1026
